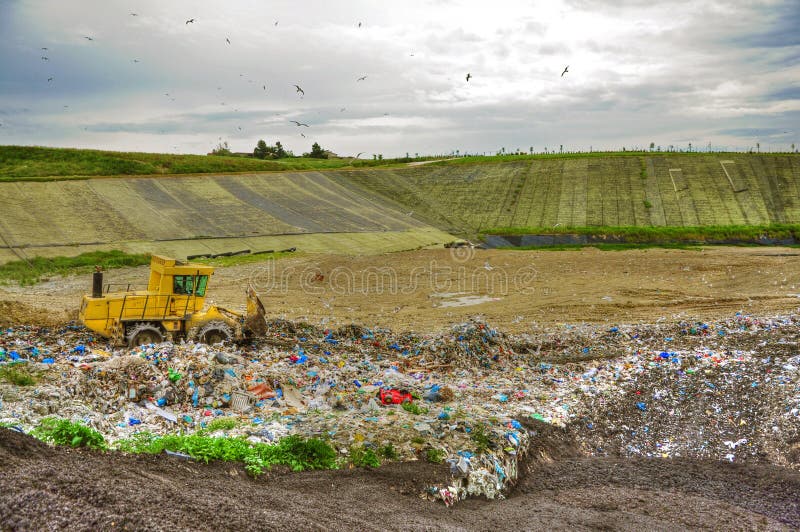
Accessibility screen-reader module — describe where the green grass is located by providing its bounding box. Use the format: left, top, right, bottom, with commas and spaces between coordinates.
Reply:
114, 431, 338, 476
31, 417, 107, 450
0, 365, 37, 386
500, 243, 703, 251
483, 224, 800, 242
190, 250, 296, 267
0, 145, 440, 180
349, 445, 381, 468
0, 250, 151, 286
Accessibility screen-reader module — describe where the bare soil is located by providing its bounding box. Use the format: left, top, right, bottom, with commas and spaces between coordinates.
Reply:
2, 421, 798, 531
2, 247, 798, 333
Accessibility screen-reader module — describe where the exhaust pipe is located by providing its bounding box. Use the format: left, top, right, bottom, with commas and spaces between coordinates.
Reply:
92, 270, 103, 298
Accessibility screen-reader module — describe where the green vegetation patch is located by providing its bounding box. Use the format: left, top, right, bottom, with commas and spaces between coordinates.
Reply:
115, 431, 338, 477
31, 417, 107, 450
484, 224, 800, 242
0, 250, 151, 286
0, 365, 37, 386
0, 145, 439, 179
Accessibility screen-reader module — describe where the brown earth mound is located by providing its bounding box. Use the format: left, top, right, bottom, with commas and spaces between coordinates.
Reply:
2, 425, 798, 531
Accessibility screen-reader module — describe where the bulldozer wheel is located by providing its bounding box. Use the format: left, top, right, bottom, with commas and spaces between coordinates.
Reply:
197, 320, 233, 345
127, 323, 164, 347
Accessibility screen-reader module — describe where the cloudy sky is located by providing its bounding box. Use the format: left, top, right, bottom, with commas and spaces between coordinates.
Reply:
0, 0, 797, 157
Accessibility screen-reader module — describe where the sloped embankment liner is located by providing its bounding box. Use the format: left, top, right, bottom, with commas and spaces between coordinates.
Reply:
430, 419, 580, 506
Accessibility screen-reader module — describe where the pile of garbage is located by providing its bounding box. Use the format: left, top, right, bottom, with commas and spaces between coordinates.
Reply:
0, 312, 798, 505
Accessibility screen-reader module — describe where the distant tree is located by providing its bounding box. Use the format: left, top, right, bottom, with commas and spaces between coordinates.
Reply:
756, 142, 760, 153
529, 146, 533, 154
253, 139, 269, 159
657, 145, 661, 152
275, 141, 287, 158
559, 144, 563, 153
373, 154, 377, 160
792, 143, 796, 152
308, 142, 328, 159
378, 154, 383, 160
649, 142, 655, 151
414, 152, 418, 158
688, 142, 692, 152
211, 141, 231, 156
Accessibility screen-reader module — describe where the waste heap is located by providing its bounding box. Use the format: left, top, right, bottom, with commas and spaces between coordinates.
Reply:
1, 312, 798, 505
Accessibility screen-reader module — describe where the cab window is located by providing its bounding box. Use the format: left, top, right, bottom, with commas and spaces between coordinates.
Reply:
173, 275, 208, 296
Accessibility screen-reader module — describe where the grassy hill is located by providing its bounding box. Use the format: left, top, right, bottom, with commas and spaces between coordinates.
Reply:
329, 153, 800, 234
0, 145, 438, 179
1, 149, 799, 263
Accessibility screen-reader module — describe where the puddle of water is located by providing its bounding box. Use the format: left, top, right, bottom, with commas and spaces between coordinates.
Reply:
432, 293, 502, 308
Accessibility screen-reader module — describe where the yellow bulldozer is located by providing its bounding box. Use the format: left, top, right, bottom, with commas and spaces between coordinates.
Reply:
78, 255, 266, 347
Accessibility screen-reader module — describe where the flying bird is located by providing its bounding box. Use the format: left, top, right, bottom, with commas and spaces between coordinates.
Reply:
41, 47, 48, 51
358, 22, 362, 28
340, 107, 346, 112
226, 37, 231, 44
561, 65, 569, 77
47, 77, 53, 82
263, 85, 266, 90
300, 133, 306, 137
84, 36, 93, 41
290, 120, 309, 127
130, 13, 138, 16
355, 152, 364, 158
357, 75, 367, 81
132, 59, 140, 63
466, 73, 471, 82
293, 84, 304, 95
41, 56, 48, 60
185, 18, 195, 24
237, 126, 242, 130
274, 21, 279, 26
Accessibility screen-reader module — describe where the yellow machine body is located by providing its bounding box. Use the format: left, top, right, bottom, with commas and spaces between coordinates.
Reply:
79, 255, 244, 346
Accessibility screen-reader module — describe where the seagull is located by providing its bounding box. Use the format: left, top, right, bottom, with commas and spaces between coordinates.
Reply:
226, 37, 231, 44
357, 75, 367, 81
561, 65, 569, 77
185, 18, 195, 25
290, 120, 309, 127
466, 72, 471, 82
484, 260, 494, 271
293, 84, 304, 95
84, 36, 93, 41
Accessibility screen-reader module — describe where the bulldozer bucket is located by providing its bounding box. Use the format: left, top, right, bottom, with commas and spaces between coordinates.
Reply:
244, 284, 268, 336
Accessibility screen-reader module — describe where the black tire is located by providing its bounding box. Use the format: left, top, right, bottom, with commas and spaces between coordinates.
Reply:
127, 323, 164, 347
196, 320, 233, 345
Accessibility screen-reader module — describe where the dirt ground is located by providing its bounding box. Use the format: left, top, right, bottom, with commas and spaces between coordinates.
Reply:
1, 421, 798, 531
2, 247, 799, 333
